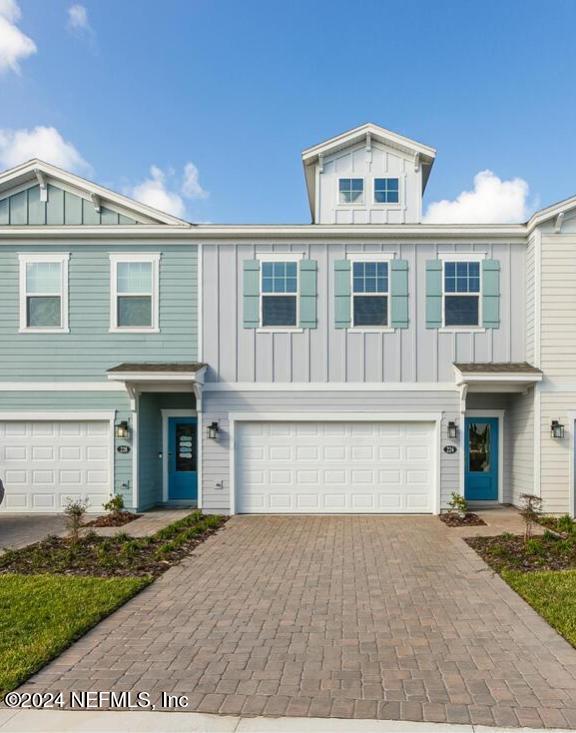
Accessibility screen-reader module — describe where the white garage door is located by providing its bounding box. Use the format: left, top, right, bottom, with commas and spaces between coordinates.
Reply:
235, 421, 435, 514
0, 420, 112, 513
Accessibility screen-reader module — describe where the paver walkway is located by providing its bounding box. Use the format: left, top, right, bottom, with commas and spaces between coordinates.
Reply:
0, 514, 67, 550
20, 513, 576, 728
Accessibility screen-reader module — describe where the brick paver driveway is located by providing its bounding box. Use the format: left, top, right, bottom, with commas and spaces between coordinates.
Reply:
22, 516, 576, 728
0, 514, 67, 550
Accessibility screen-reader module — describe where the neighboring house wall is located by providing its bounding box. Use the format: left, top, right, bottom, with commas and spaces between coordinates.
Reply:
201, 388, 460, 514
0, 244, 197, 379
316, 141, 423, 224
202, 241, 526, 384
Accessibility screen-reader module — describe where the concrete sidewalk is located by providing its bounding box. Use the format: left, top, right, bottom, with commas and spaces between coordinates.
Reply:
0, 709, 573, 733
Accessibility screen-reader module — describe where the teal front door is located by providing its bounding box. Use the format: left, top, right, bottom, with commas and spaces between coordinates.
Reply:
464, 417, 499, 501
168, 417, 198, 501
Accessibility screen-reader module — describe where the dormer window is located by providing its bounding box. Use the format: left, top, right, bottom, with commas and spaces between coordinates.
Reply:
338, 178, 364, 204
374, 178, 399, 203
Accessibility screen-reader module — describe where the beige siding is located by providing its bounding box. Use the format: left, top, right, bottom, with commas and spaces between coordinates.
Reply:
540, 392, 574, 514
541, 235, 576, 380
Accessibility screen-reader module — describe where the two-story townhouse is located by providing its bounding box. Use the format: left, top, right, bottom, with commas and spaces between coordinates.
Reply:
1, 123, 575, 517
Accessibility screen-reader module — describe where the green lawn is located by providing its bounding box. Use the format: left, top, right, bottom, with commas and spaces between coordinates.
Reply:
503, 569, 576, 647
0, 574, 149, 696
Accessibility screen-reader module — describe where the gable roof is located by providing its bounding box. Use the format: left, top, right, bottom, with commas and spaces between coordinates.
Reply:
0, 159, 190, 227
301, 123, 437, 218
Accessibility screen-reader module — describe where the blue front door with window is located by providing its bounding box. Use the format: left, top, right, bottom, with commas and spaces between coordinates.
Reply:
464, 417, 499, 501
168, 417, 198, 501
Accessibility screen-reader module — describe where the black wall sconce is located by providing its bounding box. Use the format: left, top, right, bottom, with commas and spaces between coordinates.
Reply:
447, 421, 458, 440
551, 420, 565, 439
208, 421, 220, 440
115, 420, 130, 440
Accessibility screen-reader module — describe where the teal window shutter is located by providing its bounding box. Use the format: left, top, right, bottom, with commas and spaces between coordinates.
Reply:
426, 260, 443, 328
390, 259, 409, 329
334, 260, 351, 329
482, 259, 500, 328
299, 259, 317, 329
243, 259, 260, 328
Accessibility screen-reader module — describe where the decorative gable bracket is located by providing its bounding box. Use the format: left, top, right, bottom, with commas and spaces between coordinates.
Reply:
34, 169, 48, 202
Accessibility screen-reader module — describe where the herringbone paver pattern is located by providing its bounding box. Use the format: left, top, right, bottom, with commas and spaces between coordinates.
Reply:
20, 514, 576, 726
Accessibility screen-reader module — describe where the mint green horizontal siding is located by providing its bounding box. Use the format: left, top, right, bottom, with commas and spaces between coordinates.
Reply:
0, 391, 134, 509
0, 185, 138, 225
0, 244, 198, 378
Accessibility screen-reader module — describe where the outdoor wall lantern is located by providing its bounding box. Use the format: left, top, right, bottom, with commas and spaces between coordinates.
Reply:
447, 421, 458, 440
208, 421, 220, 440
115, 420, 130, 440
551, 420, 565, 439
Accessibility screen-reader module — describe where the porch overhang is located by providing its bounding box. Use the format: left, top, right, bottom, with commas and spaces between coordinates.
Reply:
107, 362, 207, 408
453, 362, 543, 393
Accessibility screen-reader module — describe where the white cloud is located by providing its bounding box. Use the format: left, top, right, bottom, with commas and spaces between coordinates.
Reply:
128, 163, 208, 218
0, 126, 90, 172
0, 0, 37, 74
423, 170, 532, 224
67, 4, 90, 33
182, 162, 208, 199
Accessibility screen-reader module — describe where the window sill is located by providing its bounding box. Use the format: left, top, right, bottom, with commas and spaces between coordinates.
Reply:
108, 327, 160, 334
438, 327, 486, 334
256, 327, 303, 334
18, 328, 70, 334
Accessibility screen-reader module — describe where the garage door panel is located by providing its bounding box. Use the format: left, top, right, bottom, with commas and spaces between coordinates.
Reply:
0, 420, 111, 513
236, 420, 435, 514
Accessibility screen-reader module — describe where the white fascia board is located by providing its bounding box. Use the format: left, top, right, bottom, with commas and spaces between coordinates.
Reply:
454, 372, 543, 384
107, 372, 204, 383
0, 159, 191, 227
203, 381, 458, 392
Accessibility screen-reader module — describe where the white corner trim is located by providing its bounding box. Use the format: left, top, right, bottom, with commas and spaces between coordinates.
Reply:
567, 410, 576, 518
132, 392, 139, 510
202, 382, 458, 392
109, 253, 160, 333
464, 409, 505, 504
534, 385, 541, 498
198, 243, 203, 363
0, 381, 125, 391
18, 252, 70, 333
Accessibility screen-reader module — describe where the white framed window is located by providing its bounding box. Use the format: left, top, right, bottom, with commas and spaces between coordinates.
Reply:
442, 259, 481, 328
374, 177, 400, 204
259, 257, 299, 329
351, 260, 389, 328
109, 253, 160, 332
338, 178, 364, 204
19, 253, 69, 333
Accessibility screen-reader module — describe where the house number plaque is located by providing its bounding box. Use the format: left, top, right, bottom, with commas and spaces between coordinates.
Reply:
443, 445, 457, 454
117, 445, 131, 454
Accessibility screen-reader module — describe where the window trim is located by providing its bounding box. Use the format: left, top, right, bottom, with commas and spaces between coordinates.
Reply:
439, 254, 485, 332
337, 177, 365, 207
347, 253, 395, 332
372, 176, 401, 207
256, 254, 301, 332
18, 253, 70, 334
109, 253, 160, 333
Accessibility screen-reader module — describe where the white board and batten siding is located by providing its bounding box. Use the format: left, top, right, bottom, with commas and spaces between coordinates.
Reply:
202, 241, 526, 386
201, 389, 459, 515
0, 415, 114, 513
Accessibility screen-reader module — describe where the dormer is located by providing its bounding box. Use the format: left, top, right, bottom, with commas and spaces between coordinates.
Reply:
302, 123, 436, 224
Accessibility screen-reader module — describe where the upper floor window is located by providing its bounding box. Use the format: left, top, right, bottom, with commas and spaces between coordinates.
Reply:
374, 178, 399, 204
352, 261, 389, 327
110, 254, 160, 332
261, 261, 298, 327
443, 261, 480, 327
19, 253, 69, 333
338, 178, 364, 204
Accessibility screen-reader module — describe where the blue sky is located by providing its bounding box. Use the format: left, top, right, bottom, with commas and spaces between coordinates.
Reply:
1, 0, 576, 223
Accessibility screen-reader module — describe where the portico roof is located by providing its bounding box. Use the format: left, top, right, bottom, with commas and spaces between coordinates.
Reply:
454, 362, 542, 392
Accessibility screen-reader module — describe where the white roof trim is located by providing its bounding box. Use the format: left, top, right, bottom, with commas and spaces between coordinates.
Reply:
107, 368, 206, 384
0, 159, 191, 227
453, 366, 542, 385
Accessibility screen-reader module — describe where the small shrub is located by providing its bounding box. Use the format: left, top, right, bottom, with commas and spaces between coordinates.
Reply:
520, 493, 542, 541
501, 532, 514, 541
543, 530, 558, 542
103, 494, 125, 518
525, 538, 545, 556
448, 492, 468, 517
557, 514, 575, 533
63, 498, 89, 544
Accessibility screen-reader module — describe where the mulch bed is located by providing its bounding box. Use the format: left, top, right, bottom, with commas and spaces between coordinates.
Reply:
0, 513, 228, 578
439, 512, 486, 527
466, 533, 576, 572
83, 512, 141, 528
